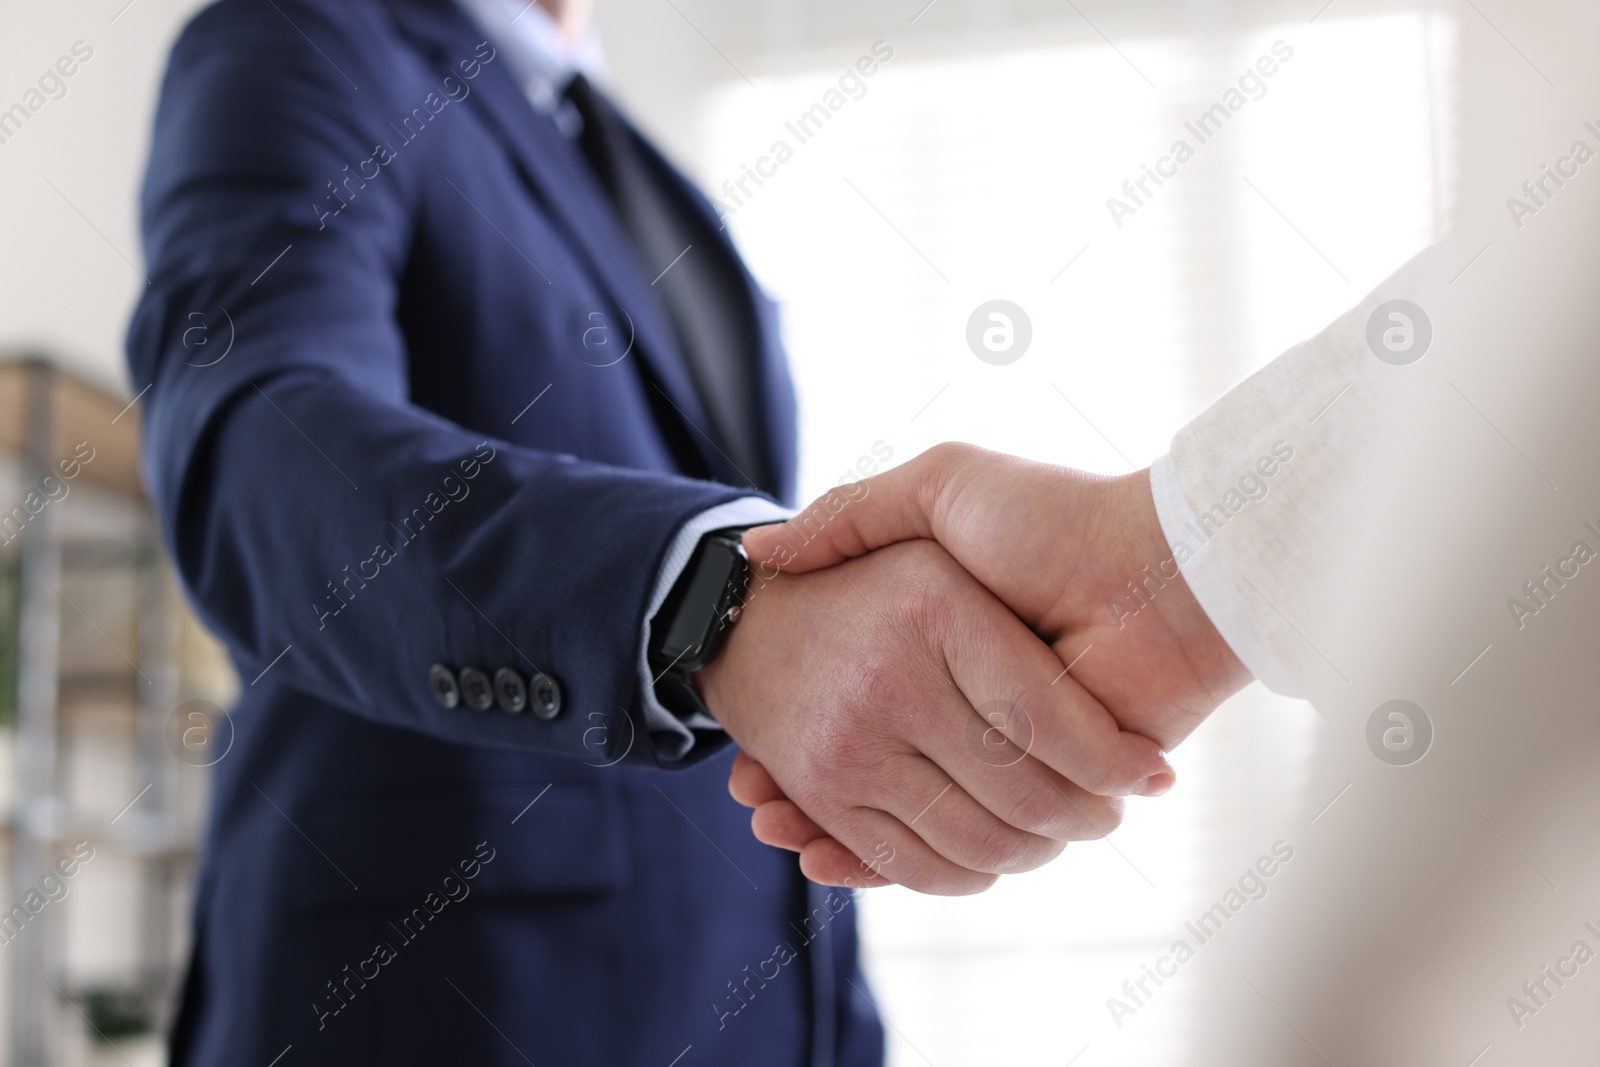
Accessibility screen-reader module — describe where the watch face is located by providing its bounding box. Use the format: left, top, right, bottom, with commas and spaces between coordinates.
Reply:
651, 534, 749, 673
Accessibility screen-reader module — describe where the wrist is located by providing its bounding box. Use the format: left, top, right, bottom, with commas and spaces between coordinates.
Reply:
648, 528, 751, 726
690, 633, 730, 724
1113, 468, 1250, 696
1108, 468, 1173, 569
691, 564, 771, 730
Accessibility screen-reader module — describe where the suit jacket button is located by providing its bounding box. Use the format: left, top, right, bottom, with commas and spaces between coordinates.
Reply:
530, 673, 563, 720
493, 668, 528, 714
428, 664, 460, 709
458, 667, 494, 711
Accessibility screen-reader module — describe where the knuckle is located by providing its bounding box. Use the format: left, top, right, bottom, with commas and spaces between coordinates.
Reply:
1077, 755, 1128, 798
873, 832, 998, 897
967, 822, 1048, 875
924, 440, 978, 469
1005, 785, 1071, 838
850, 655, 919, 718
1066, 795, 1126, 840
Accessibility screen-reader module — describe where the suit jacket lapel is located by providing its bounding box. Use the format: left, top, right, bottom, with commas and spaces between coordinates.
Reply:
382, 0, 740, 486
630, 130, 794, 495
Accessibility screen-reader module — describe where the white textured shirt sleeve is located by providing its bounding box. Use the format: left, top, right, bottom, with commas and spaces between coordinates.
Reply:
1148, 453, 1302, 697
640, 497, 795, 759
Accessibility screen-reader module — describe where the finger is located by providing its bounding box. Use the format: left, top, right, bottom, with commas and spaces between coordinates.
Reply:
935, 723, 1136, 842
1012, 670, 1175, 798
741, 450, 946, 575
936, 565, 1174, 800
797, 837, 892, 889
739, 686, 1061, 872
866, 751, 1066, 876
729, 751, 786, 807
1049, 779, 1138, 839
749, 799, 828, 852
916, 668, 1138, 839
932, 680, 1162, 834
817, 805, 1000, 896
750, 742, 1066, 873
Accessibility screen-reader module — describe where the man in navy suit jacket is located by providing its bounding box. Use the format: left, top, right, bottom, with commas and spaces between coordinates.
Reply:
127, 0, 1158, 1062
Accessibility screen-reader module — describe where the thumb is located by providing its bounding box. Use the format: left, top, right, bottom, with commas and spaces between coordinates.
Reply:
741, 450, 944, 575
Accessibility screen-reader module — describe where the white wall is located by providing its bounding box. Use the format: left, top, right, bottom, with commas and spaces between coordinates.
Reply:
0, 1, 213, 394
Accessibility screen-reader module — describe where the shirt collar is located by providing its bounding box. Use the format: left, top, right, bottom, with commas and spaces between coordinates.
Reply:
452, 0, 604, 114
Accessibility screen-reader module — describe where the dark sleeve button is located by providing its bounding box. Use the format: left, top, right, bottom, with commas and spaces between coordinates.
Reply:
530, 673, 563, 720
493, 668, 528, 714
458, 667, 494, 711
428, 664, 460, 709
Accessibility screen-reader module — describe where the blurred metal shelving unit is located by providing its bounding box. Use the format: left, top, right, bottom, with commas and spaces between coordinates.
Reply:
0, 356, 214, 1067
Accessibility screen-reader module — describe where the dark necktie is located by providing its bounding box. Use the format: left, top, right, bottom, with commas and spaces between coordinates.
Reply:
563, 74, 766, 489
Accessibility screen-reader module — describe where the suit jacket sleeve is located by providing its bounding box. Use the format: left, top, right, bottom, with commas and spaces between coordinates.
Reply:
125, 1, 751, 767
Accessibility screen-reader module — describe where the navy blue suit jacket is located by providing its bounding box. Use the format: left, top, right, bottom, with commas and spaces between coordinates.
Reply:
125, 1, 882, 1063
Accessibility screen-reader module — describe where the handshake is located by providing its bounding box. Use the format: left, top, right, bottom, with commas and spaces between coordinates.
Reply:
695, 443, 1254, 895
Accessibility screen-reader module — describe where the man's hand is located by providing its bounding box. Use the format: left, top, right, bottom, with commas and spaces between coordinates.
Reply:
696, 538, 1176, 896
730, 444, 1254, 884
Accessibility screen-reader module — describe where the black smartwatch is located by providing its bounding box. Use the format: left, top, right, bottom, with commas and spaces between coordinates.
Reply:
648, 528, 751, 719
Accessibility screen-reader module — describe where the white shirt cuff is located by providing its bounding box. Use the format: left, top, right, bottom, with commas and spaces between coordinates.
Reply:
640, 497, 796, 761
1148, 454, 1300, 696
